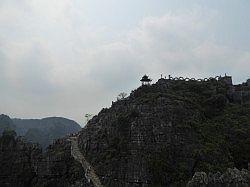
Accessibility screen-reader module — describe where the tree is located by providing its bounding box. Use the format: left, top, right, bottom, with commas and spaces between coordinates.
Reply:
84, 114, 92, 124
117, 92, 127, 101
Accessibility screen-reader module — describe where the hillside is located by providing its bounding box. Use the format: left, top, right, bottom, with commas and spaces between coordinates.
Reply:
12, 117, 81, 148
0, 75, 249, 186
77, 76, 250, 186
0, 130, 90, 187
0, 115, 81, 148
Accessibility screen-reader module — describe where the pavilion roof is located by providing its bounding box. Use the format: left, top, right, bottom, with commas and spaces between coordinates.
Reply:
140, 75, 152, 82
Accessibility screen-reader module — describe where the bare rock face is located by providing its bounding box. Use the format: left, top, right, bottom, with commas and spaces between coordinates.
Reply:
220, 168, 249, 185
188, 168, 250, 187
79, 93, 202, 186
76, 80, 217, 186
0, 77, 250, 187
187, 172, 208, 187
77, 79, 250, 186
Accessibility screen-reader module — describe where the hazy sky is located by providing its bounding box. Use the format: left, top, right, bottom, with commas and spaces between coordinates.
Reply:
1, 0, 250, 125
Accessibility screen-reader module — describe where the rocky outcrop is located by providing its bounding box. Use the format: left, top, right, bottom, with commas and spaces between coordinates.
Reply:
0, 76, 250, 186
187, 172, 208, 187
188, 168, 250, 187
77, 78, 250, 186
78, 88, 203, 186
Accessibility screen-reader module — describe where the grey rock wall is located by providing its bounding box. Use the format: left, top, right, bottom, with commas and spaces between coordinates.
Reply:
187, 168, 250, 187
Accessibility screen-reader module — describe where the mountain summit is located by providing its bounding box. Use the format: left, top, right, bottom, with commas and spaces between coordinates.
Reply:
0, 75, 249, 186
76, 75, 250, 186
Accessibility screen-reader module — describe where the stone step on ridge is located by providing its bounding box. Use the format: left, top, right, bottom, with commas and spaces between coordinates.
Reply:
68, 137, 104, 187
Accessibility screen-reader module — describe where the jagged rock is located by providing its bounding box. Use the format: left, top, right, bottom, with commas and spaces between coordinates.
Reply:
211, 171, 223, 184
220, 168, 249, 186
0, 76, 250, 186
187, 168, 250, 187
76, 78, 250, 186
187, 172, 208, 187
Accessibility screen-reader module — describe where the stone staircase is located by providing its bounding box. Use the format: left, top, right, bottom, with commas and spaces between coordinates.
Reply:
69, 137, 104, 187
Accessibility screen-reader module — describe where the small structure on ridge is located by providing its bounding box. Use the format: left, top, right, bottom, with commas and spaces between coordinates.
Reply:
140, 75, 152, 86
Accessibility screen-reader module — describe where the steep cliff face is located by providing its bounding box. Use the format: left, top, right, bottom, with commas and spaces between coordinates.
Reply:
77, 78, 250, 186
0, 130, 41, 187
79, 91, 202, 185
0, 131, 90, 187
34, 138, 89, 187
0, 77, 249, 187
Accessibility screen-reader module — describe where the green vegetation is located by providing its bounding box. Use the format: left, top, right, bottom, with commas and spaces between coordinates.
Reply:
82, 79, 250, 185
134, 80, 249, 183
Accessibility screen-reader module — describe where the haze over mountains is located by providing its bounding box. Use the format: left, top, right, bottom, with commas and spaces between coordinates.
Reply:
0, 1, 250, 186
0, 114, 81, 148
1, 0, 250, 124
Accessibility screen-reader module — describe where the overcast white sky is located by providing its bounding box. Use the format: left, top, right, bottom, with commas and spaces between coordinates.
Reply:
0, 0, 250, 125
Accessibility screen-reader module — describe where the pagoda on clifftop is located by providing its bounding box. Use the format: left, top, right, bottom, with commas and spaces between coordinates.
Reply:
140, 75, 152, 86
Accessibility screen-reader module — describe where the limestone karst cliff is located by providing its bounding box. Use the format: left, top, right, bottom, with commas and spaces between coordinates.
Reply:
77, 76, 250, 186
0, 75, 250, 187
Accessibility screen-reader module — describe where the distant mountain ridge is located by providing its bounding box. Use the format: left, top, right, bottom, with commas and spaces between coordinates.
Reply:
0, 115, 81, 148
13, 117, 81, 135
1, 75, 250, 186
